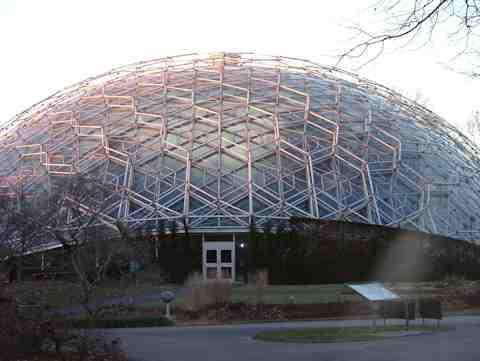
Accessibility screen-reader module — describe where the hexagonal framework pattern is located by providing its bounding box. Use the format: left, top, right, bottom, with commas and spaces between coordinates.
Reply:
2, 52, 480, 241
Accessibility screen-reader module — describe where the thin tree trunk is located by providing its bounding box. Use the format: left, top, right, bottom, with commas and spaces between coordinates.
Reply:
15, 256, 23, 282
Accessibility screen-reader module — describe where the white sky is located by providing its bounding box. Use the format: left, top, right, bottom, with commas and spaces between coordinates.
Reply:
0, 0, 478, 133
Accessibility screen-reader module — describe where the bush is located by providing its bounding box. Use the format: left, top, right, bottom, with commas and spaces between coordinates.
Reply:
0, 290, 52, 358
253, 218, 480, 284
0, 285, 128, 361
205, 279, 232, 305
182, 272, 232, 312
435, 274, 469, 288
248, 269, 268, 304
70, 316, 174, 329
62, 330, 127, 361
464, 289, 480, 307
213, 302, 284, 322
182, 272, 209, 312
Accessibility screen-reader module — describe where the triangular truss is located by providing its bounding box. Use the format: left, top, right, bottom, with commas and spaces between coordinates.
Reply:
1, 52, 480, 241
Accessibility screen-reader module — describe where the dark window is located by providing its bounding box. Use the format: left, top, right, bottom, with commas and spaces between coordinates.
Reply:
221, 249, 232, 263
206, 250, 217, 263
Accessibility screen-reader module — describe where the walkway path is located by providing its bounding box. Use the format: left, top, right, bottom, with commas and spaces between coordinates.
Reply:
52, 289, 180, 316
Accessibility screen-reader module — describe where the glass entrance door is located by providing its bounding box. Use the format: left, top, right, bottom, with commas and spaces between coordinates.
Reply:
202, 241, 235, 282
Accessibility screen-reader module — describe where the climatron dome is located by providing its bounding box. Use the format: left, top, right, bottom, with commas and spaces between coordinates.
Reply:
2, 52, 480, 241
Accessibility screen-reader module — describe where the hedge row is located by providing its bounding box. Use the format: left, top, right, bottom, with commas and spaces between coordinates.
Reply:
108, 218, 480, 284
70, 316, 174, 329
247, 218, 480, 284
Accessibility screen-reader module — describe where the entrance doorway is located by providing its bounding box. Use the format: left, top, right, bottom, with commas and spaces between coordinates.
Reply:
202, 241, 235, 282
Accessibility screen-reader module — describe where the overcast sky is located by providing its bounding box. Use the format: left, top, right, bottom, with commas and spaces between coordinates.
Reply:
0, 0, 478, 133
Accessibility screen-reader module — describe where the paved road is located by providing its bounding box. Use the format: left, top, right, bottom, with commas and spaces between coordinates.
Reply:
103, 316, 480, 361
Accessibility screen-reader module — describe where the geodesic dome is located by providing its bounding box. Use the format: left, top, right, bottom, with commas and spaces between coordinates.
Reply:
2, 52, 480, 241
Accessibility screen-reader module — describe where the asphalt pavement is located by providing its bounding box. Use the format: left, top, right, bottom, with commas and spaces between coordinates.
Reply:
102, 315, 480, 361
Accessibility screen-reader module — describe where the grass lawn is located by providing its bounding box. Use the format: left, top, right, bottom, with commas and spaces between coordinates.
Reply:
12, 271, 476, 312
231, 284, 349, 304
137, 280, 475, 309
254, 324, 450, 343
136, 283, 354, 309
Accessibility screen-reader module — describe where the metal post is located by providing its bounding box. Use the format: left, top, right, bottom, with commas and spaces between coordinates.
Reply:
165, 303, 171, 319
405, 300, 409, 329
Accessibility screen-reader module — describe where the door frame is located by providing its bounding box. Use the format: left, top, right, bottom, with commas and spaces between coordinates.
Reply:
202, 240, 235, 282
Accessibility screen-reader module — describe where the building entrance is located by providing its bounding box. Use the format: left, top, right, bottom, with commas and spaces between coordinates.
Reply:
202, 241, 235, 282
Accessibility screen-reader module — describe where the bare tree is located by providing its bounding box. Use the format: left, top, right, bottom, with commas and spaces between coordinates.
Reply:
340, 0, 480, 75
463, 110, 480, 143
39, 175, 125, 318
41, 175, 154, 318
0, 173, 153, 318
391, 85, 431, 106
0, 180, 49, 282
412, 89, 430, 107
116, 220, 154, 283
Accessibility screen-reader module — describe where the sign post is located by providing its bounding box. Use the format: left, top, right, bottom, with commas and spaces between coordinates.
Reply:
346, 283, 401, 330
160, 291, 176, 319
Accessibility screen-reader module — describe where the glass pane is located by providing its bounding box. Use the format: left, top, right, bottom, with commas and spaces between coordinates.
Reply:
221, 267, 232, 279
221, 249, 232, 263
207, 267, 217, 279
206, 250, 217, 263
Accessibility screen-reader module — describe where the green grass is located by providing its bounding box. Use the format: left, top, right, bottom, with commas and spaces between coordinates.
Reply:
137, 284, 353, 309
254, 324, 450, 343
120, 280, 473, 309
231, 284, 350, 304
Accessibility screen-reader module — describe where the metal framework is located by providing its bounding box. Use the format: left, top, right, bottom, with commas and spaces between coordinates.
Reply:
1, 52, 480, 241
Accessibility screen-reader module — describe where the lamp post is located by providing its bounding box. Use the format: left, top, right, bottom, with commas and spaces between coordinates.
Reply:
239, 241, 248, 284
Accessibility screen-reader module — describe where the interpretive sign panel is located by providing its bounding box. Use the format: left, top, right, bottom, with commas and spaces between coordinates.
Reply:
347, 283, 400, 301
